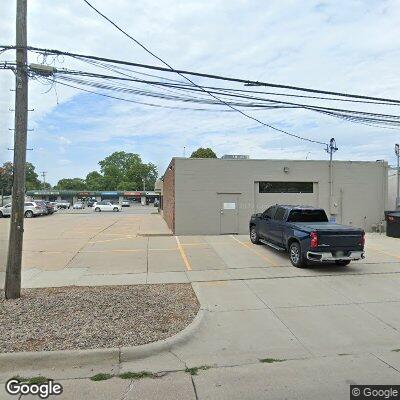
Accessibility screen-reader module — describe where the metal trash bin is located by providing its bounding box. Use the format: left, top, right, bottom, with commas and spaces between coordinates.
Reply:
385, 211, 400, 238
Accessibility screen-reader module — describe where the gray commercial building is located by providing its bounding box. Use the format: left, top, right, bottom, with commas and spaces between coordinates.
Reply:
162, 158, 388, 235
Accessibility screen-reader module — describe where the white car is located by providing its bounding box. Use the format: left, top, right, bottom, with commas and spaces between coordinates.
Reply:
0, 202, 44, 218
93, 201, 122, 212
73, 202, 85, 209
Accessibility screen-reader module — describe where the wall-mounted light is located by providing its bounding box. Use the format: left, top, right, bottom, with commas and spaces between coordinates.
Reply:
283, 166, 289, 173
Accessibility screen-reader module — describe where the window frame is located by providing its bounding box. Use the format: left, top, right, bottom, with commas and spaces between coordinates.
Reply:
259, 181, 314, 194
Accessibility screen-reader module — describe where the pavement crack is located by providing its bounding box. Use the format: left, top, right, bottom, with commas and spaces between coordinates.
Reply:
120, 380, 135, 400
371, 352, 400, 374
169, 348, 187, 367
190, 376, 199, 400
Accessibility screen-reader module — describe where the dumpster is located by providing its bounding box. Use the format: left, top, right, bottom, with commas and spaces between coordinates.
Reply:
385, 211, 400, 238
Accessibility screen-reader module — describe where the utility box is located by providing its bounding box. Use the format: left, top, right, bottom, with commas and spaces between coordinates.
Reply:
385, 211, 400, 238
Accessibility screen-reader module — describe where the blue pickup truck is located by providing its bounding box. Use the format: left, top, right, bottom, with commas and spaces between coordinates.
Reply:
249, 205, 365, 268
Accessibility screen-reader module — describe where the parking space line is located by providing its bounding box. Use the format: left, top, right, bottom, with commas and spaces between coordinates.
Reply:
230, 235, 278, 267
366, 246, 400, 260
80, 249, 146, 253
175, 236, 192, 271
89, 236, 136, 244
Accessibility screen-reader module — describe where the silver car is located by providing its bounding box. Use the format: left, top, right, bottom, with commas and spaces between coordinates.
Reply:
0, 202, 45, 218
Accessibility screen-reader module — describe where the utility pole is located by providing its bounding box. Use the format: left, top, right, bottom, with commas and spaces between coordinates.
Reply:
326, 138, 338, 221
327, 138, 338, 198
40, 171, 47, 189
5, 0, 28, 299
395, 144, 399, 210
142, 178, 146, 191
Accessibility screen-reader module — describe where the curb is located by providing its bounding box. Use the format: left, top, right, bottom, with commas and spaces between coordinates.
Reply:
0, 309, 205, 376
120, 308, 205, 361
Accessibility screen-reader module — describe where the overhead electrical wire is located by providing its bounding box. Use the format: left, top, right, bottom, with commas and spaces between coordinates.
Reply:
2, 44, 400, 106
81, 0, 328, 146
53, 68, 400, 128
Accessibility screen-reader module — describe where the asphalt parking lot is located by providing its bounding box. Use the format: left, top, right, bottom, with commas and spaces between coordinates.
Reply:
3, 206, 398, 287
1, 207, 400, 398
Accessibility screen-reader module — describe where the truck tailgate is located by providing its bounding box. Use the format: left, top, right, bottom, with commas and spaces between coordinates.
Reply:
317, 230, 362, 248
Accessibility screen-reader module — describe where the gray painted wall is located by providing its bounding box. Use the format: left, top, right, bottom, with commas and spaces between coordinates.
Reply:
173, 158, 388, 235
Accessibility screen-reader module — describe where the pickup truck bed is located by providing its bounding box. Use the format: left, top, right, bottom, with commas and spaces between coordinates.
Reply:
249, 205, 365, 268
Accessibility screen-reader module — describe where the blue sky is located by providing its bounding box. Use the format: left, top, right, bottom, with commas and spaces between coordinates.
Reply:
1, 0, 400, 185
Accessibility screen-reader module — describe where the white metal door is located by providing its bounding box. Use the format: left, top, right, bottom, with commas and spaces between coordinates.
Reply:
219, 194, 239, 234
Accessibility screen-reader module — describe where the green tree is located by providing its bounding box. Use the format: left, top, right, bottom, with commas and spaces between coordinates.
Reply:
55, 178, 86, 190
25, 163, 42, 191
190, 147, 217, 158
99, 151, 158, 190
0, 162, 13, 195
0, 162, 42, 195
85, 171, 104, 190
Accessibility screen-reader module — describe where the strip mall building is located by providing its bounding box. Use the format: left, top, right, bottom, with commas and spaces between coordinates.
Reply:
161, 158, 388, 235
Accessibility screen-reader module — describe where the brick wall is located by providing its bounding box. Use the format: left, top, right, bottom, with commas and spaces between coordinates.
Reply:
162, 159, 175, 232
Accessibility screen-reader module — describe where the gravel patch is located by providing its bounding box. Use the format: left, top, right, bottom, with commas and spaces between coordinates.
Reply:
0, 284, 199, 353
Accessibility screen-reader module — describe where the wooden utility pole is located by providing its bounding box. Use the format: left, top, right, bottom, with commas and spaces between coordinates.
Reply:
5, 0, 28, 299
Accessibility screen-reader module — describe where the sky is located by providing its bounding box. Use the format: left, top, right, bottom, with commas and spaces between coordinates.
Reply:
0, 0, 400, 185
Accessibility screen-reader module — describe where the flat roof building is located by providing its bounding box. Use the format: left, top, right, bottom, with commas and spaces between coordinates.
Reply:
162, 158, 388, 235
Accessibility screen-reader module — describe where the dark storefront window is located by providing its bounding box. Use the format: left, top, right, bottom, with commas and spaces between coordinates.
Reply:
259, 182, 313, 194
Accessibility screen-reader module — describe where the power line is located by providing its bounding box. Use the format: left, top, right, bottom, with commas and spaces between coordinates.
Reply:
3, 44, 400, 106
54, 69, 400, 128
81, 0, 327, 146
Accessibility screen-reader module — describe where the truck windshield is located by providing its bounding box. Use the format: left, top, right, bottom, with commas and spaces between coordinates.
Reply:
287, 209, 328, 223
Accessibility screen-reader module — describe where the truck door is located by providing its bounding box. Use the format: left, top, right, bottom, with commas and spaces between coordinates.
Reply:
269, 206, 287, 245
258, 206, 277, 241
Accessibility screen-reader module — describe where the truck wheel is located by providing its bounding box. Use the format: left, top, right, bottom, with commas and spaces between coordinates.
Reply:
335, 260, 350, 266
289, 242, 307, 268
250, 226, 260, 244
95, 207, 101, 212
113, 207, 119, 212
0, 211, 3, 218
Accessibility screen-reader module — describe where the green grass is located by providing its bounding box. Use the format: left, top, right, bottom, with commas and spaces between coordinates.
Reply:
338, 353, 351, 356
10, 375, 49, 384
392, 349, 400, 352
118, 371, 154, 380
90, 373, 113, 382
27, 376, 49, 385
185, 366, 211, 376
11, 375, 29, 382
259, 358, 286, 363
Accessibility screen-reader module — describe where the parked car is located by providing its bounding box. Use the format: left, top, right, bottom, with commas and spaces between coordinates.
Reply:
249, 205, 365, 268
73, 202, 85, 209
93, 201, 122, 212
87, 199, 96, 207
45, 201, 56, 214
34, 200, 54, 215
0, 202, 45, 218
56, 200, 71, 209
121, 200, 131, 207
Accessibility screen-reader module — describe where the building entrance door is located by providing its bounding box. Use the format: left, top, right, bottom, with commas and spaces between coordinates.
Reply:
219, 194, 239, 234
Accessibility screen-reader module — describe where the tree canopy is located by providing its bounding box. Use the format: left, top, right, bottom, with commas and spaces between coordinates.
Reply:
190, 147, 217, 158
54, 178, 86, 191
0, 162, 43, 195
99, 151, 157, 190
1, 151, 158, 194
